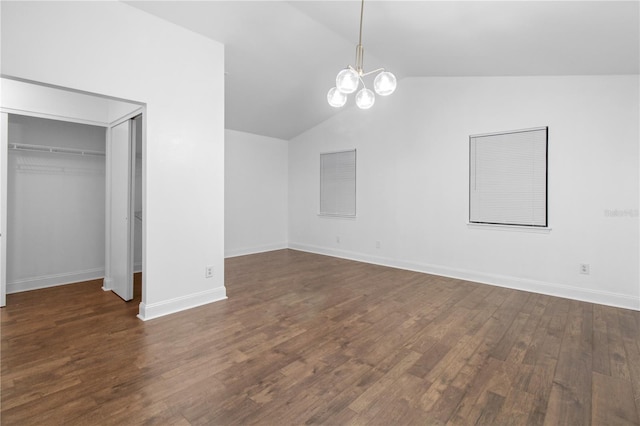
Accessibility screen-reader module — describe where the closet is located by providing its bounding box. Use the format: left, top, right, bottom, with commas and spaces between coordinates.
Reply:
0, 77, 144, 306
7, 115, 107, 293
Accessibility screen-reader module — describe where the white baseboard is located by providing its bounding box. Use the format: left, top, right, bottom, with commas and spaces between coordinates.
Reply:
225, 242, 288, 258
102, 277, 112, 291
7, 268, 105, 294
137, 286, 227, 321
288, 243, 640, 312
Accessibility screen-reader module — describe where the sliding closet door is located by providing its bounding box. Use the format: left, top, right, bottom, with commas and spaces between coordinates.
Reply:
0, 113, 7, 307
106, 119, 133, 301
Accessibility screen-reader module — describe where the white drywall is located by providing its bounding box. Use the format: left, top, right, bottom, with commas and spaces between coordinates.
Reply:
225, 129, 288, 257
2, 1, 226, 319
289, 75, 640, 310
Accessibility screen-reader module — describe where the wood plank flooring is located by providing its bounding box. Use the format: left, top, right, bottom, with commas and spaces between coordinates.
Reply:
2, 249, 640, 425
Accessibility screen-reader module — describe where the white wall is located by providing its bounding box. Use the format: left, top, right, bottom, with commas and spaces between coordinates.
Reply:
7, 115, 106, 292
289, 75, 640, 310
225, 129, 288, 257
2, 1, 226, 319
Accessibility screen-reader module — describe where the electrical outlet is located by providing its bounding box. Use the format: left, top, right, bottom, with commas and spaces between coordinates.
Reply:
205, 266, 214, 278
579, 263, 590, 275
376, 240, 381, 249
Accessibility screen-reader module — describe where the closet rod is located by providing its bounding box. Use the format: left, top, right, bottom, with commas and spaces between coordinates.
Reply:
9, 143, 105, 157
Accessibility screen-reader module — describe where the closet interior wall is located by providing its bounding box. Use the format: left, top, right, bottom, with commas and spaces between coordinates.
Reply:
7, 114, 106, 293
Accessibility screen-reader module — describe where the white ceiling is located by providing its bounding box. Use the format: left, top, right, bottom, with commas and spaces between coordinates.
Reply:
127, 1, 639, 140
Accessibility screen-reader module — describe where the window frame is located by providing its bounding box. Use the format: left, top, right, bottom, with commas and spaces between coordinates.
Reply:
319, 149, 357, 218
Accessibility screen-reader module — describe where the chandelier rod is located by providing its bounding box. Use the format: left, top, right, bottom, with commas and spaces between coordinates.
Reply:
358, 0, 365, 47
355, 0, 365, 73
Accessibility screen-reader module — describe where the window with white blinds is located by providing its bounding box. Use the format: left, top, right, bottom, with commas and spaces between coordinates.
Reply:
469, 127, 548, 227
320, 149, 356, 217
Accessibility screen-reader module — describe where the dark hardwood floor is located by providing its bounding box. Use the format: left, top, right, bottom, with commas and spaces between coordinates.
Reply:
2, 249, 640, 425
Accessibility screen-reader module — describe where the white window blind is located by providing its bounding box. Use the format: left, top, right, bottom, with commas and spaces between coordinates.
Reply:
470, 127, 548, 227
320, 149, 356, 216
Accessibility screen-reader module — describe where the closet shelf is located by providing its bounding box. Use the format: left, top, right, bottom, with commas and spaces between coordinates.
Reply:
9, 143, 105, 157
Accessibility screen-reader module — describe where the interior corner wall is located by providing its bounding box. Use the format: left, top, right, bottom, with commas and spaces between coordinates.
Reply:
289, 75, 640, 311
224, 129, 288, 258
1, 1, 226, 320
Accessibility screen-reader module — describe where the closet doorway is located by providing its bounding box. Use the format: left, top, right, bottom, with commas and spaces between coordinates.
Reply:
0, 77, 145, 307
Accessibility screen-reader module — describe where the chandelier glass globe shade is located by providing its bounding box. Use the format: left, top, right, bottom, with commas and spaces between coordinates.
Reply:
327, 87, 347, 108
355, 88, 375, 109
374, 71, 397, 96
336, 68, 360, 94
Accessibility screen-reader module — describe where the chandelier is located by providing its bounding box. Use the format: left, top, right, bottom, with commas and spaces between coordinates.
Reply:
327, 0, 397, 109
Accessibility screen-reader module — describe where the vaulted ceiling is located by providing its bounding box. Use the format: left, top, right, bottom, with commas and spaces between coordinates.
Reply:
127, 1, 639, 140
